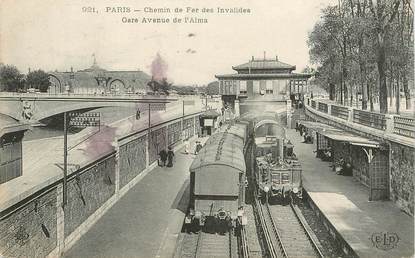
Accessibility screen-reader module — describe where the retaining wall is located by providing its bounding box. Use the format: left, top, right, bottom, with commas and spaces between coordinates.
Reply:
0, 111, 202, 257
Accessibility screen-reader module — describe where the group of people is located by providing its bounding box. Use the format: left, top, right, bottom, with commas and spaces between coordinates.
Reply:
158, 147, 175, 167
158, 140, 204, 168
295, 123, 313, 144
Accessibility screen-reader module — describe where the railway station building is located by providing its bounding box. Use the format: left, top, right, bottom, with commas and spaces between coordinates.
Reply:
215, 55, 312, 119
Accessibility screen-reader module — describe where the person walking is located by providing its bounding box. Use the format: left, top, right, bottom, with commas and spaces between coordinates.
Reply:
158, 149, 167, 167
167, 146, 174, 167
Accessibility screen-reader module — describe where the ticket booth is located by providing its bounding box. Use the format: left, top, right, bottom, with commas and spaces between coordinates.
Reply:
0, 116, 30, 184
200, 110, 221, 136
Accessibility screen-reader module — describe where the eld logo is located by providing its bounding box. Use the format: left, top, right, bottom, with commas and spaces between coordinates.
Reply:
371, 232, 399, 251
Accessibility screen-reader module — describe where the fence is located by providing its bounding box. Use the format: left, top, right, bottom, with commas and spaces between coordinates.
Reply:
353, 110, 386, 130
306, 98, 415, 139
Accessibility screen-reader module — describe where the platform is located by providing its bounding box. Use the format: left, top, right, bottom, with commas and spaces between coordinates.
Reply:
286, 129, 414, 258
63, 139, 208, 258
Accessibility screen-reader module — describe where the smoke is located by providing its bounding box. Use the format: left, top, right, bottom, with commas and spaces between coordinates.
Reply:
151, 52, 168, 82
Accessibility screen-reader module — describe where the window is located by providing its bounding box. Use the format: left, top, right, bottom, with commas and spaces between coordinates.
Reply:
266, 80, 273, 94
239, 81, 247, 94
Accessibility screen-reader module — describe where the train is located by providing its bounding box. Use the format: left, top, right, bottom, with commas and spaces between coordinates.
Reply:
187, 122, 249, 233
253, 119, 303, 203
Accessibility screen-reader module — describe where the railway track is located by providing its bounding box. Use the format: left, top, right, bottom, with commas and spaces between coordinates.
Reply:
177, 231, 238, 258
255, 196, 325, 258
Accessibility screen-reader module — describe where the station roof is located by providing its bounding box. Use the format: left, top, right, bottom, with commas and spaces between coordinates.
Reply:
215, 73, 312, 80
233, 58, 296, 70
0, 115, 30, 138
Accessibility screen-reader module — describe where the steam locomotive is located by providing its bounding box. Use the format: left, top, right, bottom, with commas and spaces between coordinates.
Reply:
253, 119, 303, 203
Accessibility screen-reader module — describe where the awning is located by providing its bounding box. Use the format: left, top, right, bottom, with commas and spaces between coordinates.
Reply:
200, 110, 221, 118
319, 130, 380, 148
297, 120, 341, 133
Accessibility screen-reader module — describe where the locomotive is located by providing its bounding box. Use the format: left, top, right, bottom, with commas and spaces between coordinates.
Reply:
253, 119, 303, 203
187, 122, 248, 232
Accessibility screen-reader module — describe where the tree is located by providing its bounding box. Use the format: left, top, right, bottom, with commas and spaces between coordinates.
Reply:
147, 77, 171, 95
0, 64, 24, 92
206, 81, 219, 95
26, 70, 51, 92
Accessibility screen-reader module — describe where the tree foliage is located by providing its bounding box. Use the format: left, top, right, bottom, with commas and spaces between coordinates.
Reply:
308, 0, 414, 113
147, 78, 171, 95
26, 69, 51, 92
0, 64, 24, 92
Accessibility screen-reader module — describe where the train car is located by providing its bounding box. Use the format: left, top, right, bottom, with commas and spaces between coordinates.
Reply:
253, 120, 303, 203
188, 126, 247, 233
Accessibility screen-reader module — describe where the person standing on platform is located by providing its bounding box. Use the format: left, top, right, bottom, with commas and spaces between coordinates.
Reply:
158, 149, 167, 167
195, 141, 203, 155
167, 146, 174, 167
184, 139, 190, 154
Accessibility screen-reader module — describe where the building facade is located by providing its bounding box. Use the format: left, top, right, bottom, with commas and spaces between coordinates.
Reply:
215, 56, 312, 118
48, 59, 151, 94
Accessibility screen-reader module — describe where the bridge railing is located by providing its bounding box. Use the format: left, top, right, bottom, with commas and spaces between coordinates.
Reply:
331, 105, 349, 120
393, 116, 415, 138
305, 97, 414, 139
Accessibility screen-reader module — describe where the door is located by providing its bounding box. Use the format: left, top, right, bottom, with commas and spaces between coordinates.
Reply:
369, 149, 389, 201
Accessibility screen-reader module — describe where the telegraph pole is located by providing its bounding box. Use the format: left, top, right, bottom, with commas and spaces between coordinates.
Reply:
63, 112, 68, 207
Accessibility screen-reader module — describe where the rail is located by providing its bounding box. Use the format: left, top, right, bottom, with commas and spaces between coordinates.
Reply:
194, 232, 203, 258
290, 203, 325, 258
240, 225, 250, 258
393, 116, 415, 138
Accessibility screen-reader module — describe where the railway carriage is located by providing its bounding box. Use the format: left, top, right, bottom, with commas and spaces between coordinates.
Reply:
188, 124, 248, 232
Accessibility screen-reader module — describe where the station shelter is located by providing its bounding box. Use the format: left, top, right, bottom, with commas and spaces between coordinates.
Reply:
199, 110, 221, 136
0, 115, 30, 184
297, 120, 389, 201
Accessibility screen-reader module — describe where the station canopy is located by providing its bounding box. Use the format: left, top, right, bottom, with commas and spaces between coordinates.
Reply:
303, 122, 381, 148
297, 120, 342, 133
200, 110, 221, 118
319, 130, 380, 148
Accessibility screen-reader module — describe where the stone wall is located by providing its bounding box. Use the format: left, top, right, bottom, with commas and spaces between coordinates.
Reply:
0, 188, 57, 257
119, 135, 147, 188
149, 127, 167, 164
390, 143, 414, 215
64, 155, 116, 237
351, 146, 370, 186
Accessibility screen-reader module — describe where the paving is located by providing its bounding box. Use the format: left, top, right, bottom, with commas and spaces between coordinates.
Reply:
286, 129, 414, 258
64, 141, 204, 258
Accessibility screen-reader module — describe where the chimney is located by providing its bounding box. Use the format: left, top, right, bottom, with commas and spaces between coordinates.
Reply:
276, 55, 279, 61
263, 51, 266, 60
28, 68, 31, 73
251, 56, 254, 61
71, 67, 74, 73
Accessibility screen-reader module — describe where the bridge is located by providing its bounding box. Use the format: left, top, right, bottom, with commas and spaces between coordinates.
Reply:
0, 93, 188, 124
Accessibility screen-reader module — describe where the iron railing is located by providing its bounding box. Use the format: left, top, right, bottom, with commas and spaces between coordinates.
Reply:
331, 105, 349, 120
353, 110, 386, 130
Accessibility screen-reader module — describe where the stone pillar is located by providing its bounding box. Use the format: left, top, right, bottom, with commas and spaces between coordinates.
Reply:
347, 107, 354, 123
145, 133, 149, 168
328, 104, 332, 115
234, 99, 240, 118
56, 184, 65, 256
286, 100, 292, 129
385, 114, 394, 134
114, 142, 120, 194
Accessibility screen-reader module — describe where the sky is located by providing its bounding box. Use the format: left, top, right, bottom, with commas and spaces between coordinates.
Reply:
0, 0, 335, 85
